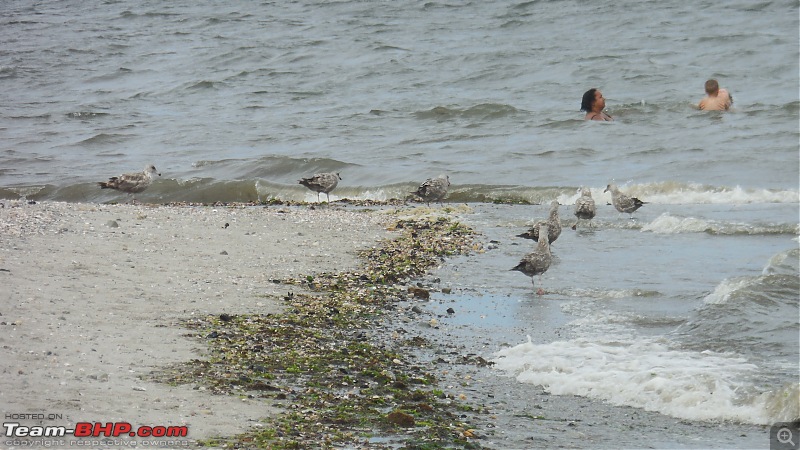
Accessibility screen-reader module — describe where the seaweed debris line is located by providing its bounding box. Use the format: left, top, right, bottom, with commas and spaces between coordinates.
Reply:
150, 215, 488, 449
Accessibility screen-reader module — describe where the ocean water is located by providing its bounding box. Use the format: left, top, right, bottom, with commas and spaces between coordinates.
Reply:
1, 0, 798, 442
424, 201, 798, 429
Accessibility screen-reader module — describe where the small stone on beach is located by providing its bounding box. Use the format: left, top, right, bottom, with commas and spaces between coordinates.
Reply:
387, 410, 415, 427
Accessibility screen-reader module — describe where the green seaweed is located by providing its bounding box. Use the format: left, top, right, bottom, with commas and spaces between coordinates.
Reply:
151, 215, 486, 449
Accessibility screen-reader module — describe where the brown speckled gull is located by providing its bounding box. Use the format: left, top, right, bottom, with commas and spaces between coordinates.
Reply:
512, 223, 552, 291
98, 164, 161, 202
518, 200, 562, 244
604, 183, 646, 216
573, 187, 597, 229
299, 172, 341, 202
411, 174, 450, 205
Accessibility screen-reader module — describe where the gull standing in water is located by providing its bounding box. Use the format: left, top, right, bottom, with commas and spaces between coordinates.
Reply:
604, 183, 646, 218
572, 187, 596, 229
98, 164, 161, 203
411, 174, 450, 206
299, 172, 341, 203
518, 200, 562, 245
512, 224, 552, 295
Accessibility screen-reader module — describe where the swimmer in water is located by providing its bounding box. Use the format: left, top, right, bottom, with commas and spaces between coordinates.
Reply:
698, 79, 733, 111
581, 88, 613, 121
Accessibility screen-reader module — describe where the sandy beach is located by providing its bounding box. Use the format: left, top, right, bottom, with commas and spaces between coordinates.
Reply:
0, 200, 392, 446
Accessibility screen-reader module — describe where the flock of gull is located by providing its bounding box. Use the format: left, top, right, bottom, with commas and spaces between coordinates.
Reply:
510, 184, 646, 294
297, 172, 452, 206
98, 165, 450, 206
97, 165, 645, 292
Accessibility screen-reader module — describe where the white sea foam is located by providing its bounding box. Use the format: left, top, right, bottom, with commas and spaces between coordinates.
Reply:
640, 212, 796, 235
563, 287, 660, 300
493, 336, 774, 424
340, 189, 391, 202
641, 213, 714, 234
702, 277, 758, 305
630, 183, 798, 205
575, 183, 799, 206
763, 247, 800, 276
762, 383, 800, 424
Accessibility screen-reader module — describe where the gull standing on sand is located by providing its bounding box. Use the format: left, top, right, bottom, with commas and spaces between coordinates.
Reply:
604, 183, 646, 218
518, 200, 562, 244
572, 187, 596, 229
299, 172, 341, 203
411, 174, 450, 205
98, 164, 161, 203
512, 224, 552, 294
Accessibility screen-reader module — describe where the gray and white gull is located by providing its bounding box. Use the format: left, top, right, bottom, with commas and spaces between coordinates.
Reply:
299, 172, 341, 203
512, 223, 552, 294
411, 174, 450, 205
604, 183, 646, 217
572, 187, 596, 229
518, 200, 562, 244
98, 164, 161, 202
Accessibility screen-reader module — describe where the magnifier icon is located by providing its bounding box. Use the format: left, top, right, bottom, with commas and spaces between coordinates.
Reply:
778, 427, 795, 447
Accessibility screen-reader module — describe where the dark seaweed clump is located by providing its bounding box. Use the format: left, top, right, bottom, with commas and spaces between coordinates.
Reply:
150, 216, 488, 449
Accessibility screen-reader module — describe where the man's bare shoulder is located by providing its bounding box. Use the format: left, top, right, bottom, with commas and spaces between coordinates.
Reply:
698, 95, 730, 111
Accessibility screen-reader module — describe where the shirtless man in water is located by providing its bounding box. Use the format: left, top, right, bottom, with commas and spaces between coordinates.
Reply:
581, 88, 613, 121
698, 79, 733, 111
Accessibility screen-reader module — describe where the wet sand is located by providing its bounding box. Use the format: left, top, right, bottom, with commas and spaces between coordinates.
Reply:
0, 200, 391, 445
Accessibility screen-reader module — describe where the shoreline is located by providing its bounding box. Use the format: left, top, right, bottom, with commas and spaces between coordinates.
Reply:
0, 200, 781, 449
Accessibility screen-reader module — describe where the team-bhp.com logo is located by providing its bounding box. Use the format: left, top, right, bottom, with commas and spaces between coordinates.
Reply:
4, 422, 188, 438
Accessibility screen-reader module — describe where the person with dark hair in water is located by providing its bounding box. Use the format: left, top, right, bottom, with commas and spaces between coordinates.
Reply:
581, 88, 613, 121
